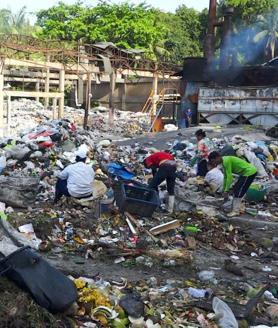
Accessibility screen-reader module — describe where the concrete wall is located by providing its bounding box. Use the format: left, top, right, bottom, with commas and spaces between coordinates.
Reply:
82, 78, 180, 113
198, 86, 278, 127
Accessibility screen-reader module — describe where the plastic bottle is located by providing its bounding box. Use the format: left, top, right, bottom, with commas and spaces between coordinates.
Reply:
188, 287, 213, 298
107, 187, 114, 199
212, 297, 238, 328
0, 156, 6, 171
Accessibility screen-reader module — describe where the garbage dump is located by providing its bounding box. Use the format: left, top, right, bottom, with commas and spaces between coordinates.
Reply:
0, 100, 278, 327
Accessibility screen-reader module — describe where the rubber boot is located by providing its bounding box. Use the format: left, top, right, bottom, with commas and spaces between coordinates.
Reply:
167, 195, 175, 214
240, 198, 245, 212
227, 197, 241, 217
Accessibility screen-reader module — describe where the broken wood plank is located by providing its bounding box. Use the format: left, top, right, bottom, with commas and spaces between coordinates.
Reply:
126, 217, 138, 235
124, 212, 158, 243
149, 219, 180, 235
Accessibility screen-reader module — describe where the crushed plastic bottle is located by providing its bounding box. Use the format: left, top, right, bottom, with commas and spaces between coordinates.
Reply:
213, 297, 238, 328
198, 270, 215, 281
188, 287, 213, 298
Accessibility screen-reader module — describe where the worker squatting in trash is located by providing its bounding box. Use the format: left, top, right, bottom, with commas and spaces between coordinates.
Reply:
54, 150, 95, 204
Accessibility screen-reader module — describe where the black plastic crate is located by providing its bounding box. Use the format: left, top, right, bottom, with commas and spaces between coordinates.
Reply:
115, 184, 160, 217
112, 178, 146, 204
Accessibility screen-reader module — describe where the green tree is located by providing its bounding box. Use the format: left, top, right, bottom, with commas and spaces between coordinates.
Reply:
217, 0, 278, 64
219, 0, 276, 26
36, 1, 165, 50
254, 11, 278, 60
156, 6, 207, 65
0, 6, 40, 35
36, 1, 91, 41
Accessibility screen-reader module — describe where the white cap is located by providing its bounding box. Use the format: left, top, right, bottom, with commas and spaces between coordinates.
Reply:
75, 150, 87, 159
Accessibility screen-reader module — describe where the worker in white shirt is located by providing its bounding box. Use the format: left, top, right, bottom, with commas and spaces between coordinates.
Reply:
204, 161, 224, 193
54, 150, 95, 204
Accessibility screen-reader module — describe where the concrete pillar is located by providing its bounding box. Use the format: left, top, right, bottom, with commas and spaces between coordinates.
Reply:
78, 76, 84, 106
7, 96, 11, 136
0, 72, 4, 137
52, 98, 57, 120
35, 81, 40, 102
152, 69, 158, 115
59, 68, 65, 118
109, 70, 116, 125
121, 76, 126, 111
45, 53, 50, 109
84, 73, 91, 129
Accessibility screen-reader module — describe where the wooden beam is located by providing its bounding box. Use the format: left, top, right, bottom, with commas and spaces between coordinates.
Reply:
4, 58, 63, 70
5, 90, 63, 98
5, 77, 73, 85
4, 70, 78, 80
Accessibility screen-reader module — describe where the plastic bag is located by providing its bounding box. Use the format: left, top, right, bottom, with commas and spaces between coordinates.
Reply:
93, 180, 107, 199
0, 176, 39, 207
0, 246, 77, 312
190, 156, 198, 167
213, 297, 238, 328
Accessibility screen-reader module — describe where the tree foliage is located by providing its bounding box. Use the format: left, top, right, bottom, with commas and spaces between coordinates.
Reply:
217, 0, 278, 64
253, 11, 278, 60
0, 6, 41, 35
35, 1, 207, 65
159, 6, 207, 65
36, 1, 165, 50
219, 0, 276, 26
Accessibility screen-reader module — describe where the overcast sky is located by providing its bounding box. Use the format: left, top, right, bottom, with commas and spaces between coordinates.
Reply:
0, 0, 209, 19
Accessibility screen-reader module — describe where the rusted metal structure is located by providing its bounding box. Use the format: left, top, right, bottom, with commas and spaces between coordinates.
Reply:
0, 35, 179, 134
204, 0, 234, 69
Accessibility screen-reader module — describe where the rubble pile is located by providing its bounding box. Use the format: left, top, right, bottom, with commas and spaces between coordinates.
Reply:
6, 99, 150, 138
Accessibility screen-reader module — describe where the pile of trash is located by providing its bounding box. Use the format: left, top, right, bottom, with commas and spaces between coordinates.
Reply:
1, 100, 278, 327
68, 274, 278, 328
6, 99, 151, 138
170, 135, 278, 179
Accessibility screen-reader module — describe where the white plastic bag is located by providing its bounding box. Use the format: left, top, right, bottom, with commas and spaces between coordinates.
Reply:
213, 297, 238, 328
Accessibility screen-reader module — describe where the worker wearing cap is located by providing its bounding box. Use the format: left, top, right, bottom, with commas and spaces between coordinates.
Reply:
54, 150, 95, 204
144, 152, 177, 213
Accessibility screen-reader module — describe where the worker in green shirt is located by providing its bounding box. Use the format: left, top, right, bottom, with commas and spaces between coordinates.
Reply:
208, 151, 258, 217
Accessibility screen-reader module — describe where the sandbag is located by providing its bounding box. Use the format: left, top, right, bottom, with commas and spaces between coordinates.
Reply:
0, 176, 40, 207
6, 144, 31, 160
0, 246, 78, 312
219, 145, 236, 157
93, 180, 107, 199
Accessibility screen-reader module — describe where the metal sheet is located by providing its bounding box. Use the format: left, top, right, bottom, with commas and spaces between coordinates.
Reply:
198, 86, 278, 127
